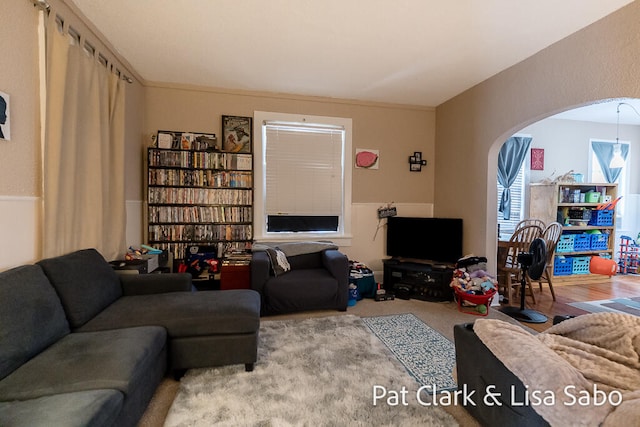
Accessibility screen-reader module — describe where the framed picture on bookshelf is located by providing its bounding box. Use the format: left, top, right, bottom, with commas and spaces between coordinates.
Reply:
222, 115, 252, 153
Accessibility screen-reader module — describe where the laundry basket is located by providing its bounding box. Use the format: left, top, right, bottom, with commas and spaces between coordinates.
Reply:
453, 288, 497, 316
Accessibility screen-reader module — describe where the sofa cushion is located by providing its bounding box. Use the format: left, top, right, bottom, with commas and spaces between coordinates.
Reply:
264, 269, 339, 313
78, 289, 261, 337
0, 389, 123, 427
0, 326, 166, 401
0, 265, 70, 380
38, 249, 123, 328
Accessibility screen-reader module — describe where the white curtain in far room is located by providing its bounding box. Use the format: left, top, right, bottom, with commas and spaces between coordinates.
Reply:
42, 12, 125, 260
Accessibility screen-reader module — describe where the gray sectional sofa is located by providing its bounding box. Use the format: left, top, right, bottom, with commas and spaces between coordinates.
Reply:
0, 248, 261, 427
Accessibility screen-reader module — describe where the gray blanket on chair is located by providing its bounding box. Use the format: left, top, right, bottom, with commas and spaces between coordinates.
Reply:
252, 241, 338, 257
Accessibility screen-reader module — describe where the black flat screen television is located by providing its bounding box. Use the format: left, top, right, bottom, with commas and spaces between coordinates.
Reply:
386, 217, 463, 264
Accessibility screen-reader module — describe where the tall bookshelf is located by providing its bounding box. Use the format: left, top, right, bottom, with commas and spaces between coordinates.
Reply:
146, 131, 253, 263
529, 182, 617, 281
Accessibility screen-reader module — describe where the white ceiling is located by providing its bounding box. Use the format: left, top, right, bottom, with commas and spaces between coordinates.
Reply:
69, 0, 635, 110
550, 99, 640, 125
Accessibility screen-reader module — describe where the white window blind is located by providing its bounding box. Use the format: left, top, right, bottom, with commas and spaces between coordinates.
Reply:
264, 122, 345, 231
497, 163, 525, 234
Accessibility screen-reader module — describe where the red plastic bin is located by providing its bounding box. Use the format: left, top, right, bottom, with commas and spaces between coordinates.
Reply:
453, 288, 497, 316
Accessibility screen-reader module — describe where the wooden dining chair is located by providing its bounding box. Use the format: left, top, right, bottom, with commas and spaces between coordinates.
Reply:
497, 224, 542, 305
532, 222, 563, 301
515, 218, 546, 232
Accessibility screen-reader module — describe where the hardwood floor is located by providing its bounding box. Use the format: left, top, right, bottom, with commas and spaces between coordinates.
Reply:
503, 273, 640, 332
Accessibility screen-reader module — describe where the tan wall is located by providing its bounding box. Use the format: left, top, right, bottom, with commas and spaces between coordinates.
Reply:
142, 85, 434, 204
0, 1, 42, 269
0, 1, 40, 196
435, 0, 640, 274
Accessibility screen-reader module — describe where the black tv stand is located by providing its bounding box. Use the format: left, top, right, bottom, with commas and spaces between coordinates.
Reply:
382, 259, 453, 302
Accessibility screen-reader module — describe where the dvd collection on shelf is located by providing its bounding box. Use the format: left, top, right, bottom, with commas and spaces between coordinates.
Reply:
148, 224, 252, 243
148, 149, 252, 170
223, 250, 252, 266
147, 128, 254, 264
153, 242, 251, 264
148, 169, 252, 188
148, 187, 252, 205
148, 206, 252, 224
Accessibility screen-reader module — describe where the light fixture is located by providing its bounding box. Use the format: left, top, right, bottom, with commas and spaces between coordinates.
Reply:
610, 144, 625, 168
609, 102, 626, 168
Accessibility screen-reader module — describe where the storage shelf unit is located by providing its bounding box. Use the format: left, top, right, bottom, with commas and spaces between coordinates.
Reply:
529, 182, 617, 281
146, 143, 253, 262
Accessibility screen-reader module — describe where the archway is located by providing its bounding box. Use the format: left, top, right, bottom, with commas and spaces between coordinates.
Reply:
488, 98, 640, 292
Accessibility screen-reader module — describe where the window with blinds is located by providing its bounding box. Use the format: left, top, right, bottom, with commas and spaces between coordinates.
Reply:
253, 111, 353, 240
264, 123, 344, 232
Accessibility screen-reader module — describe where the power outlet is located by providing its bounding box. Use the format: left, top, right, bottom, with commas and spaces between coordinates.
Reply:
377, 206, 397, 219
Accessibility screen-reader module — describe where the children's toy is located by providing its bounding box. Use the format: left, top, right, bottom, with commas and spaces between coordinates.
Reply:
450, 255, 498, 316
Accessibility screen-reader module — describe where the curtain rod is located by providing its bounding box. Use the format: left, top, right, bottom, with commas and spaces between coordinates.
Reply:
29, 0, 134, 84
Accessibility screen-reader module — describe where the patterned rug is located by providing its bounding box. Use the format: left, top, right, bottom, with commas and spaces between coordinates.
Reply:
362, 313, 457, 391
569, 296, 640, 316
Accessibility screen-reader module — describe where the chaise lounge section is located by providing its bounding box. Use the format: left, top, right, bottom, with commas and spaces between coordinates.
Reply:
0, 248, 261, 426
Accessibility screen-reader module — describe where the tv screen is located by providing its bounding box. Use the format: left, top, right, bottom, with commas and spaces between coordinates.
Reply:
386, 217, 463, 264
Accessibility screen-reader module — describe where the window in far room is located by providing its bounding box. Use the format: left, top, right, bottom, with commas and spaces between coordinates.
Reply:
589, 139, 629, 218
253, 111, 352, 244
497, 162, 526, 236
497, 135, 531, 237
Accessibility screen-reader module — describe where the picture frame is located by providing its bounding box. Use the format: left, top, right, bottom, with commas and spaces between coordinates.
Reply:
531, 148, 544, 170
222, 115, 252, 153
156, 130, 218, 151
408, 151, 426, 171
355, 148, 379, 169
0, 90, 11, 141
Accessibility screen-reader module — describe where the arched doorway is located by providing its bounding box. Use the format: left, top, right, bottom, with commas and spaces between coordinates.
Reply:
490, 98, 640, 303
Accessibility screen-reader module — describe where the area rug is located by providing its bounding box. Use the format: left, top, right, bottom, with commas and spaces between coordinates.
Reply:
163, 315, 458, 426
569, 296, 640, 317
362, 313, 457, 391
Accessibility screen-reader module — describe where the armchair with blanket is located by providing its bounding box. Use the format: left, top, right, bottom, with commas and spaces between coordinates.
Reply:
251, 241, 349, 315
454, 312, 640, 426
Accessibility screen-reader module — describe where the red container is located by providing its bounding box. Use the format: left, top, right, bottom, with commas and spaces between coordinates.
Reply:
453, 288, 497, 316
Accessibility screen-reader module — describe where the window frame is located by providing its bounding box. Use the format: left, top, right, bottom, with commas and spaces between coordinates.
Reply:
253, 111, 353, 245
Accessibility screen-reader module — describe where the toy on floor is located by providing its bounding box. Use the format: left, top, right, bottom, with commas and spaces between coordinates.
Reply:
450, 255, 498, 315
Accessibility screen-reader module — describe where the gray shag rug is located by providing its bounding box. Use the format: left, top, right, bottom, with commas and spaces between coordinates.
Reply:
164, 315, 458, 426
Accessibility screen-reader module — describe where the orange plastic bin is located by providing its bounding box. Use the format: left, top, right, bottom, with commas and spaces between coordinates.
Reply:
589, 256, 617, 277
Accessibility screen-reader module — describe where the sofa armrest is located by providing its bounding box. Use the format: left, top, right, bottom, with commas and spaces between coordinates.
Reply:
453, 323, 549, 427
322, 249, 349, 309
322, 249, 348, 280
250, 251, 272, 294
119, 273, 193, 296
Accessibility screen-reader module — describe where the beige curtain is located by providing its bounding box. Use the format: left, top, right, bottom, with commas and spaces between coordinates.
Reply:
43, 14, 126, 260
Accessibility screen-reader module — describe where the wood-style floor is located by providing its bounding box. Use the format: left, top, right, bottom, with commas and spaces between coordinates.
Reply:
504, 273, 640, 333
